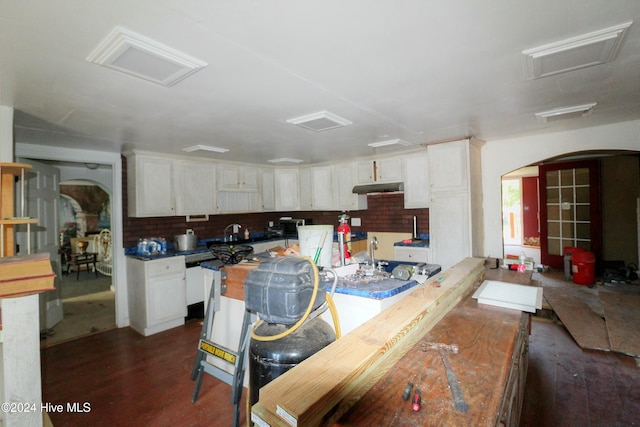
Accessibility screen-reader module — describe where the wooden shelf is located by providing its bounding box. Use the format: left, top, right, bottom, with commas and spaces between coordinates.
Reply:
1, 162, 34, 257
0, 162, 32, 176
0, 218, 38, 225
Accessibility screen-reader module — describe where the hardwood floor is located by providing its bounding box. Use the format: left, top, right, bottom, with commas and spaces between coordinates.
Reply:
521, 318, 640, 427
41, 280, 640, 426
41, 319, 247, 427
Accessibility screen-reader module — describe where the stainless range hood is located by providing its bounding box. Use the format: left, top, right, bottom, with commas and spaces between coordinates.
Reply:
352, 182, 404, 194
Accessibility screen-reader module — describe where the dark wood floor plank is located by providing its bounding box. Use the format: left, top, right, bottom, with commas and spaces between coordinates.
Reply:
520, 319, 640, 427
41, 320, 247, 427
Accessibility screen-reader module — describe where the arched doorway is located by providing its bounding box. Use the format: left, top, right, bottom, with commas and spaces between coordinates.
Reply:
42, 179, 116, 346
501, 150, 639, 273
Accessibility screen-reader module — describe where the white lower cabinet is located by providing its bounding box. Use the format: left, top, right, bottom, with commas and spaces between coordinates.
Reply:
394, 246, 430, 263
127, 256, 187, 336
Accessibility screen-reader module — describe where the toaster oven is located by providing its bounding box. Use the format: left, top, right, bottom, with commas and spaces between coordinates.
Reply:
279, 218, 312, 237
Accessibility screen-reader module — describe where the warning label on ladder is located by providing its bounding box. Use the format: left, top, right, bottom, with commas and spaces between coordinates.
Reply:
198, 339, 237, 364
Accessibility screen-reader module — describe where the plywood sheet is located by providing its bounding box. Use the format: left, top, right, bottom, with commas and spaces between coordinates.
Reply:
600, 291, 640, 357
543, 287, 610, 352
473, 280, 542, 312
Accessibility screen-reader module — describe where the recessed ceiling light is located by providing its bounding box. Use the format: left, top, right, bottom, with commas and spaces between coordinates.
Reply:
87, 26, 207, 86
286, 111, 352, 132
268, 158, 304, 164
367, 139, 410, 148
535, 103, 597, 123
182, 145, 229, 153
522, 21, 632, 80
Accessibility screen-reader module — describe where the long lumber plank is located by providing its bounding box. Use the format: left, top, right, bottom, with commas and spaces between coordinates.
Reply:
251, 257, 485, 427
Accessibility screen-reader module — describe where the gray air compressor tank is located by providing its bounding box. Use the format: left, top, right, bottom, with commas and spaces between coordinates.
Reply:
244, 257, 327, 325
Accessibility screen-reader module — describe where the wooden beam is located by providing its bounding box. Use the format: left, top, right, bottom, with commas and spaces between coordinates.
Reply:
251, 257, 485, 426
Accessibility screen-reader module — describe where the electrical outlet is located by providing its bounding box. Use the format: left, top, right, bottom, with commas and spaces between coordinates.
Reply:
351, 217, 361, 227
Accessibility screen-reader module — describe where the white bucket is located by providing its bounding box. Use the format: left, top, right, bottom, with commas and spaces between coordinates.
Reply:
298, 225, 333, 268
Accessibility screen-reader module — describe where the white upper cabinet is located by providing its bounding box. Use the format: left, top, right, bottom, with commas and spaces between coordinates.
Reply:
218, 164, 259, 191
217, 191, 260, 213
403, 151, 430, 208
428, 140, 469, 193
377, 157, 403, 182
298, 168, 313, 210
357, 157, 403, 184
311, 166, 333, 210
175, 160, 217, 215
261, 168, 276, 211
275, 168, 299, 211
332, 162, 368, 211
127, 153, 175, 217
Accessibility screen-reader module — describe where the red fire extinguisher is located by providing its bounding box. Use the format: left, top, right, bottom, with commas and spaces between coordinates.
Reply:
338, 214, 351, 260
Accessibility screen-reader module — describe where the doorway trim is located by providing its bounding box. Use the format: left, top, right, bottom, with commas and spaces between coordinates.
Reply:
481, 119, 640, 259
15, 143, 128, 328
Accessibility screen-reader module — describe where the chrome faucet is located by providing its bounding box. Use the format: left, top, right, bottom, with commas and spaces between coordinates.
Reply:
224, 223, 242, 242
369, 236, 378, 267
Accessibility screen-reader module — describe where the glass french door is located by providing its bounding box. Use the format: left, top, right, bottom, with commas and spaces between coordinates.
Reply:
539, 160, 601, 270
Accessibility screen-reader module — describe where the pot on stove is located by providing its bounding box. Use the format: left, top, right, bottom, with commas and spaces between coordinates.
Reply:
174, 230, 198, 251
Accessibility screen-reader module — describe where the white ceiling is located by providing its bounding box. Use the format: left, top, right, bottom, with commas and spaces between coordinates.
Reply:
2, 0, 640, 165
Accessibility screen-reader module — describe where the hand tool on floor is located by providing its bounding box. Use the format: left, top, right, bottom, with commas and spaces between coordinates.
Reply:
421, 341, 469, 413
411, 366, 422, 411
402, 377, 414, 401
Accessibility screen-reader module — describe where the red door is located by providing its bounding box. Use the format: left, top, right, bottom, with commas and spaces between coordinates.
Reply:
539, 160, 601, 270
522, 176, 539, 245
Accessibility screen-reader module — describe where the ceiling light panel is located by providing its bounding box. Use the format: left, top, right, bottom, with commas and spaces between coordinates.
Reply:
268, 158, 304, 164
182, 145, 229, 153
522, 21, 632, 80
367, 139, 410, 148
535, 103, 597, 123
87, 26, 207, 86
286, 111, 352, 132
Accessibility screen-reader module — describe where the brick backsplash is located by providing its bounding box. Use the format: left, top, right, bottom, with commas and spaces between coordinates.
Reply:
122, 156, 429, 248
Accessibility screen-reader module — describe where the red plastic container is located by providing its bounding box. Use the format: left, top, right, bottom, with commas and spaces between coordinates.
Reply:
572, 251, 596, 285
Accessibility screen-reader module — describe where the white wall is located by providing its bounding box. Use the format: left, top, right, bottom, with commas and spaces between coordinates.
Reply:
481, 120, 640, 259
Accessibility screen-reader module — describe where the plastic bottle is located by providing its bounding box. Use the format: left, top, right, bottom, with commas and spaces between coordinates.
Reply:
518, 251, 526, 273
244, 228, 250, 240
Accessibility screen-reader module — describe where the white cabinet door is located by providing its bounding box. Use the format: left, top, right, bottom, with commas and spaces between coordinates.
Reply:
299, 168, 313, 210
261, 169, 276, 211
377, 157, 403, 183
429, 192, 470, 271
145, 258, 186, 327
218, 165, 259, 191
332, 163, 367, 211
217, 191, 260, 213
403, 152, 430, 208
219, 164, 240, 190
175, 160, 216, 215
148, 270, 187, 325
241, 166, 259, 191
357, 160, 375, 184
275, 168, 299, 211
127, 154, 175, 217
312, 166, 333, 210
357, 157, 402, 184
428, 139, 469, 192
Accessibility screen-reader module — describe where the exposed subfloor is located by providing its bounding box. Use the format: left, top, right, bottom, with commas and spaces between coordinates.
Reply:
521, 318, 640, 426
